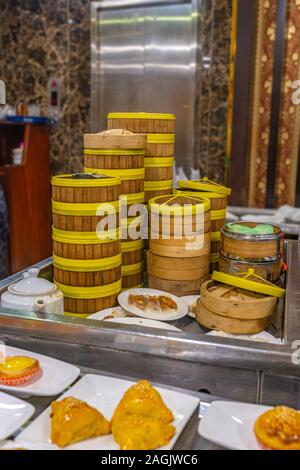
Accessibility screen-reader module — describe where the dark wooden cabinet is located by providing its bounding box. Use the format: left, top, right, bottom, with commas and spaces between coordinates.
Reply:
0, 122, 52, 274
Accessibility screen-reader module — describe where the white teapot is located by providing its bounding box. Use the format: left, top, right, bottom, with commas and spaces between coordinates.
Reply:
1, 268, 64, 315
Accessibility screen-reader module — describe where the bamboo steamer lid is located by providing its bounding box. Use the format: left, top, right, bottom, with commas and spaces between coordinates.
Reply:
178, 177, 231, 196
84, 129, 147, 150
212, 269, 285, 298
149, 194, 210, 216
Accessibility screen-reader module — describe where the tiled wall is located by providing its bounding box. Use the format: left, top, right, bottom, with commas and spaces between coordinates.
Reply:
0, 0, 90, 174
0, 0, 232, 182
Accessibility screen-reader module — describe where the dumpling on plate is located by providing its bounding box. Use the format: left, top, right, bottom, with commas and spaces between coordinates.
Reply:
51, 397, 110, 448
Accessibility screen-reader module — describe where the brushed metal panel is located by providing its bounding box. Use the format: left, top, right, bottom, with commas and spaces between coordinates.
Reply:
91, 0, 198, 172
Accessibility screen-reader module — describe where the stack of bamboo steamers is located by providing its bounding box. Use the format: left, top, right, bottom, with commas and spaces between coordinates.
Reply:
83, 130, 147, 291
175, 178, 231, 272
51, 174, 122, 318
148, 194, 211, 296
107, 113, 175, 203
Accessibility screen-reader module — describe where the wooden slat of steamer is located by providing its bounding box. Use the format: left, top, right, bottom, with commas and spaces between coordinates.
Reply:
148, 275, 205, 296
196, 300, 271, 335
54, 266, 121, 287
147, 252, 209, 281
122, 272, 144, 289
53, 240, 120, 260
151, 212, 211, 236
108, 118, 175, 134
145, 166, 174, 181
150, 232, 211, 258
64, 294, 119, 315
221, 236, 284, 259
146, 142, 174, 158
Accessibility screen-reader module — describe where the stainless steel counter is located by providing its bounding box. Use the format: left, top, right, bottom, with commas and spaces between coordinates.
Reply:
0, 241, 299, 409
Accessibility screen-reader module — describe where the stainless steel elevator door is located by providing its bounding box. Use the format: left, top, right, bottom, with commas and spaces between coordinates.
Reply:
91, 0, 197, 171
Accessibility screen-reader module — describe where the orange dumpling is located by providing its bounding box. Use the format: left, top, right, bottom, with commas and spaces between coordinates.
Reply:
51, 397, 111, 448
112, 380, 174, 424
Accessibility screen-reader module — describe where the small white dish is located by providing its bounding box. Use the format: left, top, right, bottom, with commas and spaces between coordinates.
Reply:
105, 317, 182, 332
0, 346, 80, 397
180, 295, 200, 319
206, 330, 282, 345
198, 400, 273, 450
87, 306, 130, 321
118, 288, 188, 322
0, 391, 35, 441
16, 374, 199, 450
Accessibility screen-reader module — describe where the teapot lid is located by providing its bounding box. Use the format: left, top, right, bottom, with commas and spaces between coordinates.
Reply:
8, 269, 57, 296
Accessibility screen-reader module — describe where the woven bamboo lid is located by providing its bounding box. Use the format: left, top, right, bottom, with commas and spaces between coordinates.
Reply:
149, 194, 210, 215
84, 129, 147, 150
212, 269, 285, 298
179, 177, 231, 196
51, 173, 120, 187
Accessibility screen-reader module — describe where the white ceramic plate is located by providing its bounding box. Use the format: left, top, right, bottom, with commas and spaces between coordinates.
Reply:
118, 288, 188, 321
104, 317, 182, 332
199, 401, 273, 450
180, 295, 200, 319
16, 374, 199, 450
88, 307, 131, 321
0, 346, 80, 397
206, 330, 283, 345
0, 391, 35, 441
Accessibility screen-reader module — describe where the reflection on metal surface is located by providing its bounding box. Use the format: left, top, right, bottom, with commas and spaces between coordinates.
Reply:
91, 0, 198, 171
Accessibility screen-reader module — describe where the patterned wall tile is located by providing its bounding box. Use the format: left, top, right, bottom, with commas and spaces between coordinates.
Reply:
247, 0, 277, 208
275, 0, 300, 207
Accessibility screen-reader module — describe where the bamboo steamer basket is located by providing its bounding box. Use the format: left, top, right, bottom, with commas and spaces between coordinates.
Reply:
196, 301, 272, 335
196, 269, 285, 334
84, 129, 146, 203
107, 112, 175, 134
221, 222, 284, 261
149, 195, 211, 257
52, 173, 120, 232
145, 180, 173, 203
219, 253, 282, 283
146, 134, 175, 157
145, 157, 174, 182
148, 275, 205, 296
200, 280, 277, 320
148, 252, 209, 281
149, 194, 210, 236
121, 240, 144, 290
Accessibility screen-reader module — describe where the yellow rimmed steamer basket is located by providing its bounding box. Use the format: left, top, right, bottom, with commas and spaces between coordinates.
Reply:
219, 222, 284, 283
107, 113, 175, 204
148, 194, 211, 296
51, 173, 122, 317
84, 130, 146, 208
196, 269, 285, 335
107, 112, 175, 134
176, 178, 231, 272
